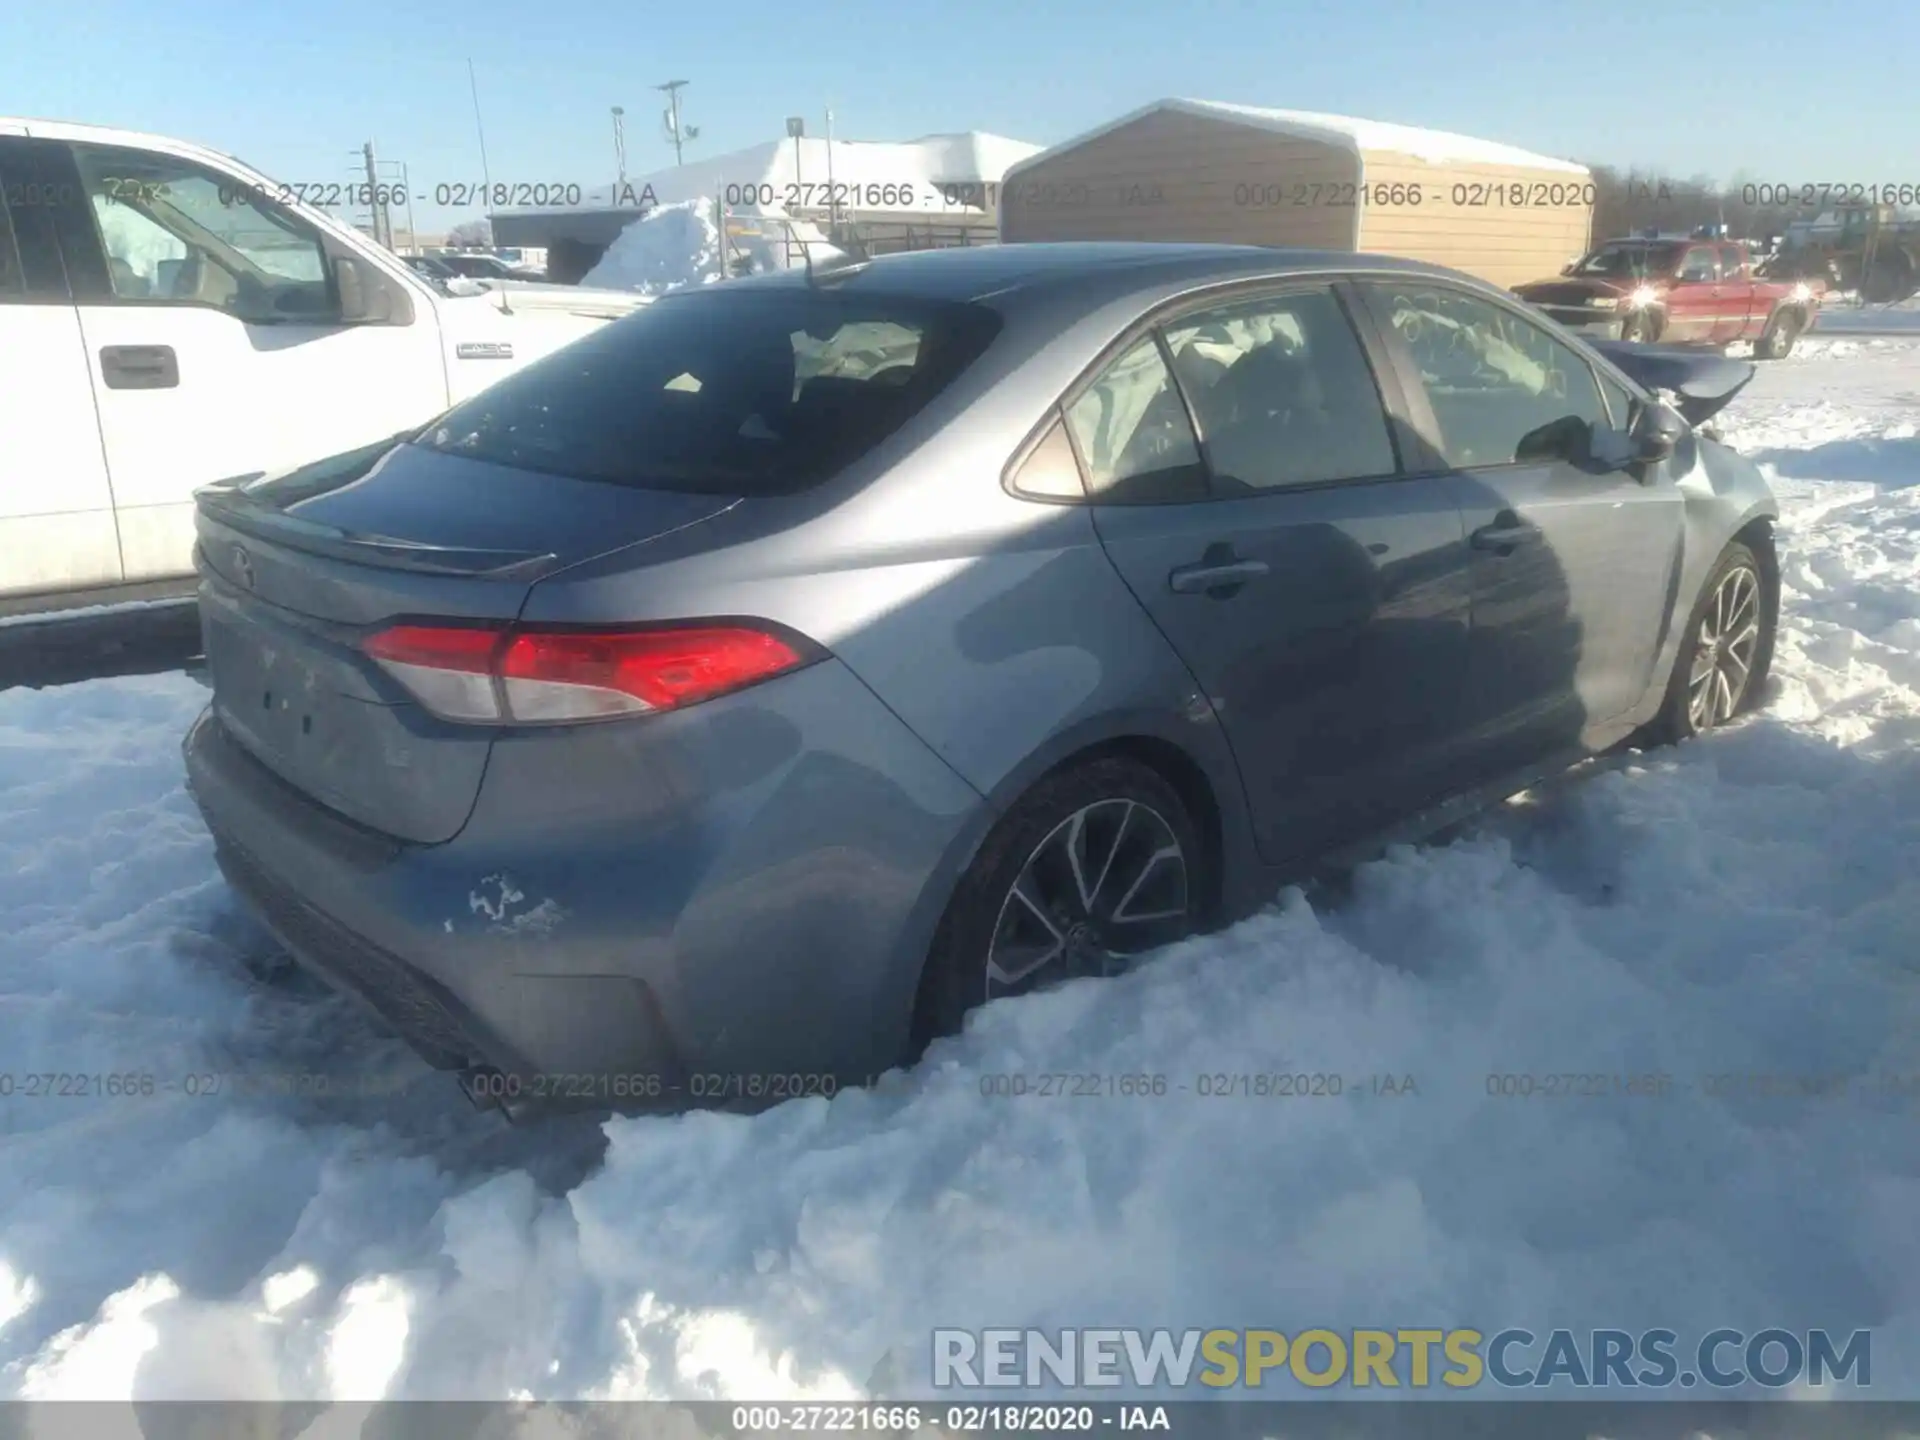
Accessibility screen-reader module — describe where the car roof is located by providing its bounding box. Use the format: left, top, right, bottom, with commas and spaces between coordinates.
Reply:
684, 241, 1458, 306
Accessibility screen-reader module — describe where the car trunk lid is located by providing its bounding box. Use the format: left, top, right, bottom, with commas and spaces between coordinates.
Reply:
193, 438, 739, 843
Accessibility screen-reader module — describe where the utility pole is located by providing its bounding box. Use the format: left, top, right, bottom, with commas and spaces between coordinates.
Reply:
361, 141, 389, 248
399, 161, 416, 253
657, 80, 693, 166
612, 105, 627, 191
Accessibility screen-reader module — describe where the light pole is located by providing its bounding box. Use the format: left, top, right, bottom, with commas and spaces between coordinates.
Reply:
658, 80, 694, 166
824, 106, 837, 237
611, 105, 626, 193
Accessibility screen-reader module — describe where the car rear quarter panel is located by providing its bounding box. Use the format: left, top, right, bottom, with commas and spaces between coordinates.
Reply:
517, 284, 1267, 911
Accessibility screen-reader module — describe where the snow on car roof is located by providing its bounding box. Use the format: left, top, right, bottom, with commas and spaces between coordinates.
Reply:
1005, 98, 1590, 178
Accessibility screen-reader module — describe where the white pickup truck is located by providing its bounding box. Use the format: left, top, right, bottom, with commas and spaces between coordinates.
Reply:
0, 117, 649, 604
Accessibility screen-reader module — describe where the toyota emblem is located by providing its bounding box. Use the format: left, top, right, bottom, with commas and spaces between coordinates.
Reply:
232, 544, 255, 590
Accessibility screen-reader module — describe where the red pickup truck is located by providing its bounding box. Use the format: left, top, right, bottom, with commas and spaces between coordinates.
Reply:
1513, 237, 1822, 358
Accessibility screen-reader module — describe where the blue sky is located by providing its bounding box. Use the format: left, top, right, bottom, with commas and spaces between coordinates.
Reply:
5, 0, 1916, 232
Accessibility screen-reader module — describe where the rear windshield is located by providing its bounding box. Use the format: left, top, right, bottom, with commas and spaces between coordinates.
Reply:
415, 287, 1003, 494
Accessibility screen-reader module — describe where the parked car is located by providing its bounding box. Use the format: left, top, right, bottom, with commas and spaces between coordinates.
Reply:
1512, 236, 1820, 357
181, 243, 1780, 1119
0, 118, 651, 604
403, 254, 459, 281
434, 252, 544, 282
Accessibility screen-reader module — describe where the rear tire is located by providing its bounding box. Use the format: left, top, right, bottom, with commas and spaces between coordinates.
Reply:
1644, 541, 1774, 745
910, 757, 1204, 1049
1756, 308, 1803, 359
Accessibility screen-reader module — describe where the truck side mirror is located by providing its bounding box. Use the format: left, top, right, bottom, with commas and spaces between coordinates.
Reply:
331, 250, 416, 326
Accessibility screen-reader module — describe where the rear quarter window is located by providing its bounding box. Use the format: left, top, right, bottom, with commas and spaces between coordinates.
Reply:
419, 289, 1002, 494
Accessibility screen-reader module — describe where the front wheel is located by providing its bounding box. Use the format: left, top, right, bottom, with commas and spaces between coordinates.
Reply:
1645, 542, 1774, 744
1620, 309, 1661, 343
911, 757, 1204, 1048
1756, 308, 1804, 360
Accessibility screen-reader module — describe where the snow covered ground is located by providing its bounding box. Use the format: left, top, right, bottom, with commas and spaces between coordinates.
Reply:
2, 340, 1918, 1406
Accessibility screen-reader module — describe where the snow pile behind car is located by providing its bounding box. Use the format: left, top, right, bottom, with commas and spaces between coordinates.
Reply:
582, 198, 844, 295
0, 342, 1918, 1403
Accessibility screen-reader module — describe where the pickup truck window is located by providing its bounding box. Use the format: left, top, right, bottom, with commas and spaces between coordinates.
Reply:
1574, 242, 1684, 279
67, 144, 337, 324
1676, 247, 1719, 283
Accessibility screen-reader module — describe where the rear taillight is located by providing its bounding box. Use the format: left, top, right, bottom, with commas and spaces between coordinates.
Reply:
361, 622, 814, 724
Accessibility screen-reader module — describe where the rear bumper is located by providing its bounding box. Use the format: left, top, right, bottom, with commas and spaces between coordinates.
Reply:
183, 656, 988, 1113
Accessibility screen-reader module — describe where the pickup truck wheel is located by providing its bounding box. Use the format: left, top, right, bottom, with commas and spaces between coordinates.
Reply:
1757, 309, 1803, 360
1620, 310, 1661, 343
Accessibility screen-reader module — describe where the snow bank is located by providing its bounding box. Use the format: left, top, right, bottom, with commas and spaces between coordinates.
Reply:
2, 344, 1920, 1403
581, 199, 843, 295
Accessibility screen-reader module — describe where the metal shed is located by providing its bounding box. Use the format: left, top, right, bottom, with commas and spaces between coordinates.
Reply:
999, 99, 1594, 290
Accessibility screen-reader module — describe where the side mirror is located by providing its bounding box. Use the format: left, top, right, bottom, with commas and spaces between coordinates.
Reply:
330, 250, 415, 326
1632, 401, 1689, 463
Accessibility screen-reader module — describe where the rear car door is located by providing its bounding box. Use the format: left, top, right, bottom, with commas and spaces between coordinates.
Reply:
0, 136, 122, 598
1076, 280, 1477, 867
49, 139, 447, 582
1357, 279, 1684, 776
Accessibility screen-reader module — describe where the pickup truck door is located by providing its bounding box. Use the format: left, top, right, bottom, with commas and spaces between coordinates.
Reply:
0, 136, 122, 598
1711, 245, 1758, 343
45, 139, 449, 582
1662, 246, 1723, 342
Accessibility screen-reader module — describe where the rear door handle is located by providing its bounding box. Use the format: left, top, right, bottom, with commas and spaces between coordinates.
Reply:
100, 345, 180, 390
1169, 558, 1269, 595
1470, 521, 1541, 553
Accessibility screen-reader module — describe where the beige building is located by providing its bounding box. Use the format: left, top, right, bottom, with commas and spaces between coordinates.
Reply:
999, 99, 1594, 290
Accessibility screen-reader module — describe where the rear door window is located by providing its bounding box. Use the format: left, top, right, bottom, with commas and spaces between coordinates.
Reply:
1062, 336, 1207, 503
1161, 286, 1398, 492
418, 288, 1001, 494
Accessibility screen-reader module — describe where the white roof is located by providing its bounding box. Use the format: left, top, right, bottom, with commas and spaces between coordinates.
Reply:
1005, 98, 1589, 178
497, 130, 1043, 220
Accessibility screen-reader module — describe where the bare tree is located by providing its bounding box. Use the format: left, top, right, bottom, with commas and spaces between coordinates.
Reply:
446, 219, 493, 249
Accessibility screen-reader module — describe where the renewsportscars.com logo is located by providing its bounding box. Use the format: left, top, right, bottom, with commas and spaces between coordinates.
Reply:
931, 1328, 1872, 1391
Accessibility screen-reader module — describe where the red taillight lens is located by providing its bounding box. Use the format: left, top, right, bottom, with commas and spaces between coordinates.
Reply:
360, 622, 811, 725
499, 627, 806, 720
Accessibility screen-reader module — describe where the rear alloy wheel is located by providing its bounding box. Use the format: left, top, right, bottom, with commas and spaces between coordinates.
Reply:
1757, 309, 1803, 360
1647, 543, 1773, 744
911, 757, 1202, 1046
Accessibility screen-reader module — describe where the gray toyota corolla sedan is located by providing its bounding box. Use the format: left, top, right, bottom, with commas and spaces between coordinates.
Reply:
182, 242, 1780, 1116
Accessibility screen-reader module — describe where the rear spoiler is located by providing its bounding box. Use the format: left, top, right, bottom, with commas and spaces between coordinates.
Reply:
1587, 340, 1756, 426
193, 437, 561, 580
